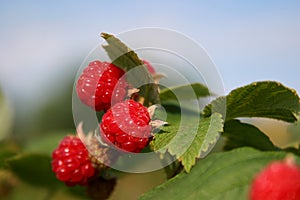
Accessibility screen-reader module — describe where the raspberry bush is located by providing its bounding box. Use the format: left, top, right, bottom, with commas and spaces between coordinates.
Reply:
1, 32, 300, 200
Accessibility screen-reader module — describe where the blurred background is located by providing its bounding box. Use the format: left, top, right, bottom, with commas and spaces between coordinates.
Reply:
0, 0, 299, 199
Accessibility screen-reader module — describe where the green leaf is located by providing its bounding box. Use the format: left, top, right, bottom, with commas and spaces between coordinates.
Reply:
23, 131, 68, 155
101, 33, 160, 105
223, 119, 277, 151
64, 185, 88, 199
0, 141, 20, 168
151, 113, 223, 172
101, 33, 144, 71
159, 83, 211, 102
284, 146, 300, 156
139, 147, 300, 200
150, 110, 182, 154
203, 81, 300, 122
6, 153, 59, 188
181, 113, 223, 172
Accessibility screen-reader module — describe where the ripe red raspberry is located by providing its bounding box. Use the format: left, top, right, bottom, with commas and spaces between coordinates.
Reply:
142, 59, 156, 74
76, 60, 128, 111
100, 100, 151, 153
249, 157, 300, 200
51, 135, 96, 186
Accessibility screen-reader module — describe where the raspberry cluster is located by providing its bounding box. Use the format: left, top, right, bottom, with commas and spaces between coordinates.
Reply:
51, 135, 96, 186
76, 60, 155, 153
52, 59, 156, 186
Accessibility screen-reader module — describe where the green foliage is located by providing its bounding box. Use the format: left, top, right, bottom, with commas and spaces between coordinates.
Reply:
151, 81, 300, 173
159, 83, 210, 102
22, 131, 67, 155
139, 147, 300, 200
2, 33, 300, 200
180, 113, 223, 172
101, 33, 144, 71
223, 120, 277, 151
6, 154, 59, 188
33, 82, 75, 133
0, 141, 20, 169
101, 33, 160, 105
151, 113, 223, 172
203, 81, 300, 122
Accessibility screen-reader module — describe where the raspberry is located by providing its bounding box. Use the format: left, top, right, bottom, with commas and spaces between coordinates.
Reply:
76, 60, 128, 111
249, 157, 300, 200
142, 59, 156, 74
51, 135, 96, 186
100, 100, 151, 153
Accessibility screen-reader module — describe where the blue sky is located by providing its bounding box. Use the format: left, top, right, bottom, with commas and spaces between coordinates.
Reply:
0, 1, 299, 110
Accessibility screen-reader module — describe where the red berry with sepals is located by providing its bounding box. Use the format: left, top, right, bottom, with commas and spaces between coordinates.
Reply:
249, 156, 300, 200
51, 135, 96, 186
76, 60, 128, 111
100, 100, 152, 153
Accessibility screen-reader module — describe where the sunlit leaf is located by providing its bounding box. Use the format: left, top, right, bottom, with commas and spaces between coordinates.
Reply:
151, 113, 223, 172
203, 81, 300, 122
139, 147, 300, 200
101, 33, 159, 105
6, 153, 59, 187
223, 119, 276, 151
